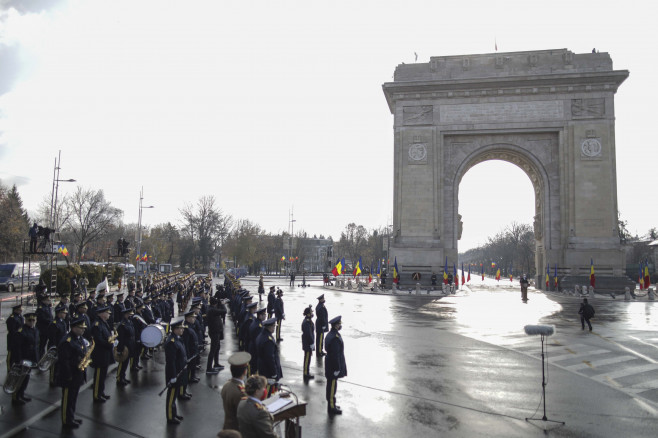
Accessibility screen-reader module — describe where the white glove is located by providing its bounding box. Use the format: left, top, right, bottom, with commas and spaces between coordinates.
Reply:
170, 378, 176, 385
322, 326, 327, 330
113, 340, 119, 347
311, 345, 315, 351
156, 318, 162, 324
333, 371, 339, 377
267, 378, 276, 385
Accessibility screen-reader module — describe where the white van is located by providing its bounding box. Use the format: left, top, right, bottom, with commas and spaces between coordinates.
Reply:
0, 262, 41, 292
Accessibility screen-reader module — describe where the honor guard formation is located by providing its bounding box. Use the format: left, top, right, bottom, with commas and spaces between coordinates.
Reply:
5, 271, 348, 435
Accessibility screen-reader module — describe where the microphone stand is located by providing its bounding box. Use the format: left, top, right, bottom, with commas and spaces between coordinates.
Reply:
525, 333, 565, 426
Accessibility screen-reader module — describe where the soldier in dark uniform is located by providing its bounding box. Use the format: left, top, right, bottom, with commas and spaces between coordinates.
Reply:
237, 375, 278, 438
132, 301, 148, 369
116, 308, 135, 386
266, 287, 276, 319
325, 315, 347, 415
205, 297, 225, 374
239, 302, 257, 352
11, 312, 39, 405
274, 289, 285, 342
105, 293, 116, 327
68, 292, 82, 319
180, 311, 198, 399
57, 316, 90, 428
164, 291, 175, 323
6, 303, 24, 373
36, 294, 54, 359
73, 302, 92, 341
256, 317, 282, 396
315, 294, 328, 357
248, 307, 266, 374
91, 305, 114, 403
56, 295, 71, 323
113, 292, 127, 324
221, 352, 250, 431
301, 305, 315, 380
48, 306, 69, 386
165, 317, 187, 425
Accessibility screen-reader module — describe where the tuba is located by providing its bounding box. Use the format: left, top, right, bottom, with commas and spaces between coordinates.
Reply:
78, 339, 95, 371
3, 360, 35, 394
37, 347, 58, 372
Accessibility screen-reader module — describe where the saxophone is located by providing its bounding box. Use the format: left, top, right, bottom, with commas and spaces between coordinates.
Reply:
78, 339, 95, 371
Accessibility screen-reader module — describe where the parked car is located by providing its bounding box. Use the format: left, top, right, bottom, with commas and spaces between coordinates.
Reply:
0, 262, 41, 292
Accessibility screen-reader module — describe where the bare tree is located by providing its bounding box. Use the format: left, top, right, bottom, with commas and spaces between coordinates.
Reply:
179, 196, 232, 270
61, 187, 123, 262
334, 223, 369, 269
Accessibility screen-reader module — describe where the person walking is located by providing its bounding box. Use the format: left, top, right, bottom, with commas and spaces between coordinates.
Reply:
301, 305, 315, 380
578, 298, 595, 331
325, 315, 347, 415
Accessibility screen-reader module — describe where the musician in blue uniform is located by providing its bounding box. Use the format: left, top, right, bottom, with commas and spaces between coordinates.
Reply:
132, 300, 148, 368
11, 312, 39, 405
164, 291, 175, 323
73, 302, 92, 341
325, 315, 347, 415
315, 294, 328, 356
91, 305, 114, 403
36, 294, 53, 359
113, 292, 127, 323
6, 303, 24, 373
57, 316, 90, 428
274, 289, 285, 342
116, 308, 135, 386
256, 317, 282, 396
48, 306, 69, 386
248, 307, 267, 374
239, 302, 257, 351
180, 311, 199, 399
165, 317, 187, 425
301, 305, 315, 380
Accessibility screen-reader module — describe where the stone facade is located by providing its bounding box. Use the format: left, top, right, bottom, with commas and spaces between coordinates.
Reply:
382, 49, 632, 290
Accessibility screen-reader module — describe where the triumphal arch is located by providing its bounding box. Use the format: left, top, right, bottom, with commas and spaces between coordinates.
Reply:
382, 49, 632, 290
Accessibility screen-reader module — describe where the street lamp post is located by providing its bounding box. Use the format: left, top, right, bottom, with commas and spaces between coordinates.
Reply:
49, 150, 76, 239
136, 187, 154, 280
288, 208, 296, 276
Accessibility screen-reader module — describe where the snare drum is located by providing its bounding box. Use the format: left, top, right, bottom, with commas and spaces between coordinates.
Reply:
141, 324, 166, 348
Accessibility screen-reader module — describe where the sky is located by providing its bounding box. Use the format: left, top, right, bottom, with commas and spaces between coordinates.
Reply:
0, 0, 655, 251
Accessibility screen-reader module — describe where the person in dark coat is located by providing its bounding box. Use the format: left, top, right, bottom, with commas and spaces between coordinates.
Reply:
36, 295, 53, 359
164, 317, 187, 425
90, 306, 114, 402
57, 316, 90, 428
578, 298, 595, 331
273, 289, 285, 342
48, 306, 69, 386
325, 315, 347, 415
115, 308, 135, 386
248, 308, 266, 374
301, 305, 315, 380
6, 303, 24, 373
205, 297, 225, 374
180, 311, 199, 398
315, 294, 328, 356
266, 287, 276, 319
11, 312, 39, 405
256, 318, 282, 396
239, 302, 257, 352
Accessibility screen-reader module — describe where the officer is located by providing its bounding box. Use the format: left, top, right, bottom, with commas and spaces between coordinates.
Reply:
239, 302, 257, 351
11, 312, 39, 405
180, 311, 199, 399
113, 292, 127, 321
315, 294, 328, 356
164, 291, 175, 323
133, 300, 148, 366
274, 289, 285, 342
105, 293, 115, 327
6, 303, 24, 373
36, 294, 54, 359
164, 317, 187, 425
221, 351, 250, 431
69, 292, 83, 318
301, 305, 315, 380
73, 302, 92, 341
248, 307, 267, 374
90, 305, 113, 403
57, 316, 90, 428
48, 305, 69, 386
116, 307, 135, 386
266, 286, 276, 319
256, 317, 282, 396
325, 315, 347, 415
237, 375, 278, 438
205, 297, 225, 374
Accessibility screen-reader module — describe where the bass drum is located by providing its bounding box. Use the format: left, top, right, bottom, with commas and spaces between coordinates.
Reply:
141, 324, 166, 348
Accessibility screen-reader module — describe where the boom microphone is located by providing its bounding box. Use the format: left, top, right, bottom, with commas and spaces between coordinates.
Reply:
524, 325, 555, 336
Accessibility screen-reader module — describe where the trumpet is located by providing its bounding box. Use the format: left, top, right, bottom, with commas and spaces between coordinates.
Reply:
78, 339, 95, 371
109, 330, 118, 344
3, 360, 35, 394
37, 347, 58, 372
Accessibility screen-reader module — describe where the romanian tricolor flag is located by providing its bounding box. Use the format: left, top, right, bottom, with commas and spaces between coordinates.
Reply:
453, 264, 458, 286
509, 268, 513, 282
589, 259, 595, 288
554, 264, 558, 288
368, 264, 373, 284
353, 257, 362, 278
481, 263, 484, 281
281, 256, 286, 261
57, 245, 63, 254
545, 263, 550, 288
331, 258, 342, 277
495, 267, 501, 281
467, 264, 471, 282
443, 257, 448, 284
62, 246, 69, 257
141, 252, 147, 261
461, 263, 465, 285
639, 266, 645, 290
644, 260, 651, 289
393, 257, 399, 284
341, 257, 346, 274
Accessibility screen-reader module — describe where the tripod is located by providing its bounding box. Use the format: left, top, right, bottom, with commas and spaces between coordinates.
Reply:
525, 333, 565, 426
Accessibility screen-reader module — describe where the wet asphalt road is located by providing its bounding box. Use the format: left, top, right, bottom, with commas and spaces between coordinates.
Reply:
1, 277, 657, 437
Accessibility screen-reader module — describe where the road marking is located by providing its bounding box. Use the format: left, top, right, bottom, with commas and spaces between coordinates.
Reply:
566, 355, 636, 371
629, 379, 658, 392
629, 335, 658, 351
591, 364, 658, 381
550, 349, 609, 362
